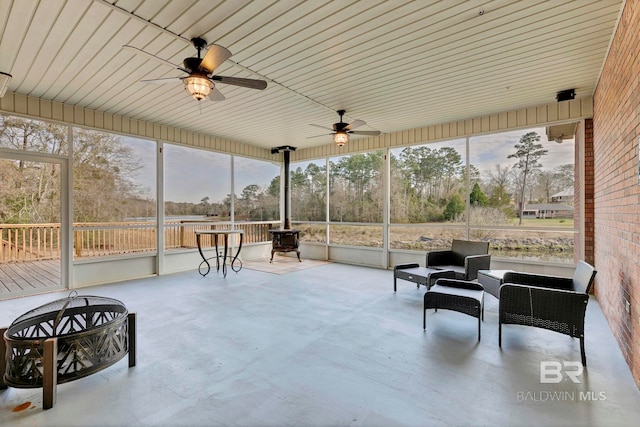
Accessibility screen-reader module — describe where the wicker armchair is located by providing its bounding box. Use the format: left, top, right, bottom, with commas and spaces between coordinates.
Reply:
498, 261, 597, 366
426, 239, 490, 281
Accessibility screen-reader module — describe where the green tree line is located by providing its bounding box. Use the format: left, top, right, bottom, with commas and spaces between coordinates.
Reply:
292, 133, 574, 225
1, 115, 573, 225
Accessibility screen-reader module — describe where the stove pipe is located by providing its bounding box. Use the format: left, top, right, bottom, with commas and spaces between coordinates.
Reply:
283, 149, 291, 229
271, 145, 296, 230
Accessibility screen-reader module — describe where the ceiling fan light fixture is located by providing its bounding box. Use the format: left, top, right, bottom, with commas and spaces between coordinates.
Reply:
184, 75, 213, 101
334, 130, 348, 146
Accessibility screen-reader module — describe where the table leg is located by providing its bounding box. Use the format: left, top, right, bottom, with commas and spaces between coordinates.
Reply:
215, 235, 220, 273
196, 233, 211, 277
222, 234, 229, 277
230, 232, 243, 273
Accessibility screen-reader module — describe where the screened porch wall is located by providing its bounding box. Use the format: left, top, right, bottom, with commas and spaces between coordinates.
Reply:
1, 94, 592, 288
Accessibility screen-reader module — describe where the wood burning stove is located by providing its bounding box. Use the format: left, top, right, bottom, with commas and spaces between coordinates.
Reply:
269, 229, 301, 263
269, 146, 301, 263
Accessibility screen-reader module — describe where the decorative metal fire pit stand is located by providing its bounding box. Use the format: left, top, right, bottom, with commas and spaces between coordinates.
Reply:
1, 292, 136, 409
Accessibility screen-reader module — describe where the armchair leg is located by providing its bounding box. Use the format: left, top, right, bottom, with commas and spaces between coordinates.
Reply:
423, 306, 426, 330
477, 296, 483, 340
498, 322, 502, 347
580, 338, 587, 367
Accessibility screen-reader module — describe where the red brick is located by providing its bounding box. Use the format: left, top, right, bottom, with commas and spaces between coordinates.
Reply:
593, 0, 640, 388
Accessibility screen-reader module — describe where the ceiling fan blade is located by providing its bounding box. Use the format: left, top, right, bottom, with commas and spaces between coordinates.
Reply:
122, 45, 190, 73
208, 87, 225, 101
309, 124, 334, 131
212, 75, 267, 90
346, 119, 366, 130
307, 134, 333, 139
349, 130, 381, 136
139, 77, 182, 84
199, 44, 232, 74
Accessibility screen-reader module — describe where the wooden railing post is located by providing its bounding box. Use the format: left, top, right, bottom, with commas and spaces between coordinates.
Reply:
74, 230, 83, 257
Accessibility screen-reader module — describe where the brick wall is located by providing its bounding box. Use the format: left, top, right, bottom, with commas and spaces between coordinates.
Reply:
574, 123, 583, 263
574, 119, 594, 266
584, 119, 595, 266
593, 0, 640, 385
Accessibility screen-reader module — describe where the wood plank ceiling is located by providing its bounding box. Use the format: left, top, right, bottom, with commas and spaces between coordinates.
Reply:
0, 0, 623, 150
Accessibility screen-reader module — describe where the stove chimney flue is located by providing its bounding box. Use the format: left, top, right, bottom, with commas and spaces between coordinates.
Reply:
270, 145, 297, 230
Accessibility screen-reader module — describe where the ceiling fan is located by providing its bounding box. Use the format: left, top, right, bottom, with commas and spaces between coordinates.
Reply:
122, 37, 267, 102
309, 110, 381, 146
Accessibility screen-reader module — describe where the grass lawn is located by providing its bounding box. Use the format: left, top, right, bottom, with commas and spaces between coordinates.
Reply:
518, 218, 574, 227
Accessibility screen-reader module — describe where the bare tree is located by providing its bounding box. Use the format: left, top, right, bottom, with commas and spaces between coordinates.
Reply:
485, 164, 512, 208
508, 132, 548, 224
1, 115, 144, 223
536, 171, 555, 203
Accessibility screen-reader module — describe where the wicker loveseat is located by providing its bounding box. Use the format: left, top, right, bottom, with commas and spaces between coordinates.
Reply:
426, 239, 490, 281
498, 261, 597, 366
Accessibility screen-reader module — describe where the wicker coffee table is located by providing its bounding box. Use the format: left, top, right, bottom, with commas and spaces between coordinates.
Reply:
477, 269, 513, 299
393, 264, 456, 292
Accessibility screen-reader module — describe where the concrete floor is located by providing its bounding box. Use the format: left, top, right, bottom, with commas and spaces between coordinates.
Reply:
1, 262, 640, 426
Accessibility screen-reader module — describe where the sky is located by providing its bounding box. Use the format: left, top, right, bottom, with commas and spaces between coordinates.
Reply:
125, 126, 574, 204
468, 127, 574, 175
125, 137, 279, 204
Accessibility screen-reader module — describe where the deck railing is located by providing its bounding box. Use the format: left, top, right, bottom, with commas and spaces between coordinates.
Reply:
164, 220, 275, 250
0, 223, 61, 262
0, 221, 278, 262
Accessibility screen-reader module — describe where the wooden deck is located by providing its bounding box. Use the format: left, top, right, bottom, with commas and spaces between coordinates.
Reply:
0, 260, 62, 296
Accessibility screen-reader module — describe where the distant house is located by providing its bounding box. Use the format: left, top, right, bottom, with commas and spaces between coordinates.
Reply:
551, 189, 574, 205
520, 203, 574, 219
520, 209, 539, 219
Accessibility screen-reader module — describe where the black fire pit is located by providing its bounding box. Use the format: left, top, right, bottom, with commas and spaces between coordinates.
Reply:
1, 292, 136, 409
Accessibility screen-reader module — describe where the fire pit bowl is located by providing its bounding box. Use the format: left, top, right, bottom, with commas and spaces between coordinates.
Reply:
1, 292, 136, 409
